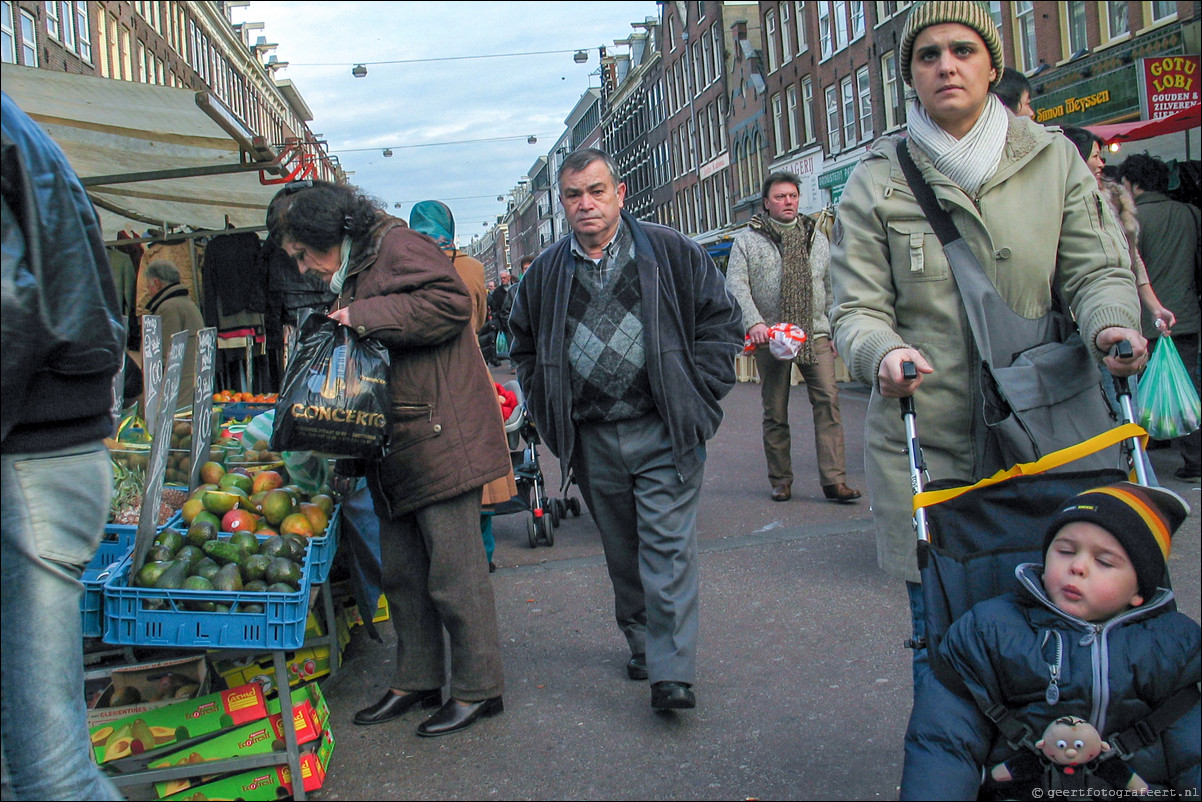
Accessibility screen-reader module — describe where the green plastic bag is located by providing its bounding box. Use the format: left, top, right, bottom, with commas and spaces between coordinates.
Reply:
1138, 335, 1201, 439
495, 330, 510, 357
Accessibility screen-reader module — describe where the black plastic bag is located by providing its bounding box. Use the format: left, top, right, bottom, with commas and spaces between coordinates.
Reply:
271, 312, 390, 459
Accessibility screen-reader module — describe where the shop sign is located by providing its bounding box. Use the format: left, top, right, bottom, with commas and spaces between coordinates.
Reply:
1139, 55, 1200, 119
1032, 66, 1136, 126
699, 152, 730, 180
775, 150, 823, 213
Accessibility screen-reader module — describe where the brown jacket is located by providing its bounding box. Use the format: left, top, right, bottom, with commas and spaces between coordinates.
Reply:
335, 216, 510, 519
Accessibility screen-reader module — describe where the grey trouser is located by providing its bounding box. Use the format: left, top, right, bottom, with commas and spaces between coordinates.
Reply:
369, 483, 505, 701
753, 336, 847, 488
571, 413, 705, 685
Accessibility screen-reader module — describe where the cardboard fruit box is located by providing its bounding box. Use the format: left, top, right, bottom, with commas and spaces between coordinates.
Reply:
210, 612, 350, 696
86, 655, 209, 729
90, 682, 267, 765
162, 729, 335, 801
150, 684, 330, 798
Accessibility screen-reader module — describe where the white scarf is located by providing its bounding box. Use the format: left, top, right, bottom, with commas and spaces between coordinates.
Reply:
329, 235, 354, 295
906, 94, 1008, 197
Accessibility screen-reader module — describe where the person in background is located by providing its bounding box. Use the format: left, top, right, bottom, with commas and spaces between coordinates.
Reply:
1118, 153, 1201, 481
143, 259, 207, 401
268, 179, 511, 737
1, 91, 125, 800
509, 148, 743, 712
827, 3, 1145, 796
409, 200, 517, 571
991, 67, 1035, 119
726, 171, 861, 504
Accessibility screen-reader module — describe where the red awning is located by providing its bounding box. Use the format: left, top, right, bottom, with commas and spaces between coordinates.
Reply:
1086, 105, 1201, 145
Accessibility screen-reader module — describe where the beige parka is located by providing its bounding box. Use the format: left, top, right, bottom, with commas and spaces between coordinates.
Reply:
829, 113, 1140, 583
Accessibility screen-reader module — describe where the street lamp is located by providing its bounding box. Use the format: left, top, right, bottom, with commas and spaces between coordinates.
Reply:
382, 148, 393, 157
352, 64, 367, 78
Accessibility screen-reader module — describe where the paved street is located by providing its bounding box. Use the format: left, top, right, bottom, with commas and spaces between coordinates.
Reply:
315, 374, 1201, 801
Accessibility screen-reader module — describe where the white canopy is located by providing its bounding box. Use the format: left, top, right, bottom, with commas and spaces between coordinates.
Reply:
2, 64, 286, 239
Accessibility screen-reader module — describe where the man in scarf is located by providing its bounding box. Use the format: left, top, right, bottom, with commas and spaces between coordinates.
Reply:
726, 172, 861, 504
144, 259, 206, 397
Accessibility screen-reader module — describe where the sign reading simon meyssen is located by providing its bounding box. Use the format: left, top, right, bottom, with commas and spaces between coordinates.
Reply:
1140, 55, 1200, 120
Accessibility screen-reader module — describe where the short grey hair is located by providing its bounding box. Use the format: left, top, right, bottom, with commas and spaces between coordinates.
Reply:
145, 260, 180, 284
557, 147, 622, 188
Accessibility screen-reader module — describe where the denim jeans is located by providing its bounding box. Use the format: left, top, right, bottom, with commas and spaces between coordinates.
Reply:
1, 442, 121, 800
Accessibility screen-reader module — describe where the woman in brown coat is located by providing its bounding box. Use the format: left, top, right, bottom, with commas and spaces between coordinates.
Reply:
267, 180, 511, 737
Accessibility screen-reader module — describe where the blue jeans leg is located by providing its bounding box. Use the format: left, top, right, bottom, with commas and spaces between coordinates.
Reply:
1, 443, 122, 801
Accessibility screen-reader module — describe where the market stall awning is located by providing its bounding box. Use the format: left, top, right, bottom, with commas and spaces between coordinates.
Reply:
1, 64, 287, 239
1086, 105, 1201, 145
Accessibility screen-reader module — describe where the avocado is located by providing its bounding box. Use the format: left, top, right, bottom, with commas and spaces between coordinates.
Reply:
181, 575, 216, 611
190, 557, 221, 582
228, 531, 260, 556
135, 560, 171, 588
154, 560, 190, 591
154, 528, 185, 554
146, 545, 176, 564
186, 520, 218, 548
282, 534, 308, 563
241, 553, 271, 583
259, 535, 290, 560
264, 558, 302, 590
265, 582, 296, 594
173, 545, 204, 570
201, 539, 244, 566
243, 579, 268, 593
212, 562, 244, 592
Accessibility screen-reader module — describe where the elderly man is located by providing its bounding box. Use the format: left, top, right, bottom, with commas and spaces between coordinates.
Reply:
726, 171, 861, 505
509, 148, 743, 712
143, 259, 206, 398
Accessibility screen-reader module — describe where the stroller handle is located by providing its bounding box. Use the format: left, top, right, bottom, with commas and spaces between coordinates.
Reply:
899, 361, 929, 539
1109, 339, 1150, 485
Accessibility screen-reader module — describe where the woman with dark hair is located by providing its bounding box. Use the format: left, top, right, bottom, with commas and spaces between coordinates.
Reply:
1061, 126, 1175, 331
991, 67, 1034, 119
267, 179, 511, 737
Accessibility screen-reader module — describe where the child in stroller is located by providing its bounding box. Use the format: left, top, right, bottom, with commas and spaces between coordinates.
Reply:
933, 481, 1200, 797
484, 380, 579, 548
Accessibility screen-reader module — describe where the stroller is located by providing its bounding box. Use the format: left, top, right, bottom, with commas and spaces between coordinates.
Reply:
902, 363, 1197, 795
487, 379, 580, 548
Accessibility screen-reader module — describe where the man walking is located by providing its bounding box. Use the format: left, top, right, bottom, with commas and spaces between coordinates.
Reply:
727, 172, 861, 504
509, 148, 743, 711
143, 260, 206, 398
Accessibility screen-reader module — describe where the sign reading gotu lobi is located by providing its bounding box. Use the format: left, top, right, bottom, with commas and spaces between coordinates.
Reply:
271, 311, 390, 459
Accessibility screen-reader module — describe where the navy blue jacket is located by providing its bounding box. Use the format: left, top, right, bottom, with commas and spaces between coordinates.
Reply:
918, 563, 1201, 798
1, 92, 124, 452
508, 212, 743, 482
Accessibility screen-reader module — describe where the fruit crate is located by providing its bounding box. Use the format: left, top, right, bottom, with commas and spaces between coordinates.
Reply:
102, 534, 314, 650
221, 402, 275, 423
81, 526, 139, 638
104, 509, 183, 543
307, 504, 341, 585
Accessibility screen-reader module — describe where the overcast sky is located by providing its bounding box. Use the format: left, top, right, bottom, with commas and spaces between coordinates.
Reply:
234, 1, 660, 246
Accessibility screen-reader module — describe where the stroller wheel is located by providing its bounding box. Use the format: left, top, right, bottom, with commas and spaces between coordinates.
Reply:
568, 497, 581, 517
526, 515, 539, 548
548, 498, 561, 528
539, 514, 554, 546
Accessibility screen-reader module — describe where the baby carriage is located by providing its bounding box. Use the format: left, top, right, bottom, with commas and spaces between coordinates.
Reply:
902, 361, 1197, 796
487, 379, 580, 548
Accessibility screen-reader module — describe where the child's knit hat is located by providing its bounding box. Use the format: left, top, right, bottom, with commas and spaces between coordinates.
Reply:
899, 1, 1005, 87
1044, 482, 1190, 600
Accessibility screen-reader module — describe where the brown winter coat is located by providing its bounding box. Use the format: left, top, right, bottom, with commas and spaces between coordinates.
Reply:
1099, 177, 1150, 286
334, 216, 511, 519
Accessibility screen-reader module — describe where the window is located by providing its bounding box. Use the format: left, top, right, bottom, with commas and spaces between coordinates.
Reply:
1104, 1, 1129, 39
795, 1, 807, 54
766, 9, 779, 71
46, 1, 59, 39
787, 84, 800, 150
825, 84, 841, 152
987, 1, 1003, 33
1015, 1, 1037, 72
1066, 1, 1088, 56
75, 1, 89, 61
857, 66, 873, 141
818, 1, 832, 59
96, 10, 108, 74
19, 9, 36, 66
781, 2, 793, 59
717, 93, 727, 151
1150, 1, 1176, 22
834, 0, 849, 50
874, 1, 912, 22
712, 24, 722, 81
61, 2, 75, 51
702, 29, 713, 84
668, 15, 676, 51
850, 1, 865, 40
1, 1, 13, 63
120, 24, 131, 81
841, 76, 856, 146
772, 92, 785, 155
693, 41, 703, 94
881, 50, 902, 130
802, 76, 815, 142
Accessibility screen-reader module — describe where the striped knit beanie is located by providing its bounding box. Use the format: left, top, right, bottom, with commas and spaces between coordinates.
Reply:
899, 1, 1005, 87
1044, 482, 1190, 600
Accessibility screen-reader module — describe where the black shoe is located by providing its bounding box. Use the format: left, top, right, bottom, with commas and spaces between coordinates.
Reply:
626, 653, 648, 681
353, 688, 441, 726
488, 561, 496, 573
651, 681, 695, 710
1175, 465, 1201, 481
416, 696, 504, 737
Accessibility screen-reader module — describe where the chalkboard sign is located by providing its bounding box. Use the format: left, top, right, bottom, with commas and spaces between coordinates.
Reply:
189, 327, 218, 490
142, 315, 163, 434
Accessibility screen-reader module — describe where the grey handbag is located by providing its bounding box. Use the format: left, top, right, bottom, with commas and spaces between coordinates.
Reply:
897, 142, 1119, 474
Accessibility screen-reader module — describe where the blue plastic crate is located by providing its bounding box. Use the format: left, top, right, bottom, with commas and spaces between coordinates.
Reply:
101, 532, 313, 650
80, 526, 139, 638
307, 504, 340, 585
104, 509, 184, 542
220, 402, 275, 422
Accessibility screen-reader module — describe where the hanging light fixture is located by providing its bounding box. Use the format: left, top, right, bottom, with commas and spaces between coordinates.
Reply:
573, 50, 588, 63
352, 64, 368, 78
527, 135, 538, 144
383, 148, 393, 157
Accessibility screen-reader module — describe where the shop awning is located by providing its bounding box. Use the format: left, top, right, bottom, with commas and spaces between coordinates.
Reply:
1, 64, 287, 239
1086, 105, 1201, 145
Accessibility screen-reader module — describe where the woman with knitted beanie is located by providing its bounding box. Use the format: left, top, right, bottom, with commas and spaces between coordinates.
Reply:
828, 2, 1147, 797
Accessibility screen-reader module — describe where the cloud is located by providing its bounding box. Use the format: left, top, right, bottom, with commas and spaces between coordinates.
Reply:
236, 1, 658, 240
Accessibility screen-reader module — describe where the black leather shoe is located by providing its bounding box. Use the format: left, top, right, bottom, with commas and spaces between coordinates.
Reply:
353, 688, 441, 726
626, 653, 648, 681
822, 483, 862, 504
416, 696, 504, 737
651, 681, 696, 710
771, 485, 791, 502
